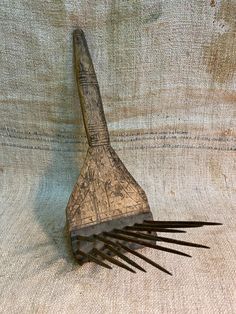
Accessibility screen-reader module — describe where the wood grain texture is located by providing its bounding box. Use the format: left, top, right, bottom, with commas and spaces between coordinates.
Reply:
66, 145, 151, 233
73, 29, 110, 147
66, 29, 152, 237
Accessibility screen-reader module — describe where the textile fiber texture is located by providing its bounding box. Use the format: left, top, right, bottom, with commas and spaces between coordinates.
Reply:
0, 0, 236, 313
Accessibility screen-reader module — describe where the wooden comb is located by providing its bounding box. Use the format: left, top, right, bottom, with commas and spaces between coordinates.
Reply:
66, 29, 221, 274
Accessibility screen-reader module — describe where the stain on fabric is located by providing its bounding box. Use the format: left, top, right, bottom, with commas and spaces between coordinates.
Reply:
207, 157, 229, 190
143, 9, 162, 24
186, 88, 236, 104
106, 87, 236, 122
221, 128, 233, 137
204, 0, 236, 83
210, 0, 216, 7
209, 158, 222, 181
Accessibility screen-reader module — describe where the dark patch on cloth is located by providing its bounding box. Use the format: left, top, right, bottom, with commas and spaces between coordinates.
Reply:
203, 0, 236, 83
210, 0, 216, 7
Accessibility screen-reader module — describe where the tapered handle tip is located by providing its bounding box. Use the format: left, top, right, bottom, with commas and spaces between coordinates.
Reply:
74, 28, 84, 37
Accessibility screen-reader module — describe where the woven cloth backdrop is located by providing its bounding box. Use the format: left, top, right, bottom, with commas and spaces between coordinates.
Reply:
0, 0, 235, 313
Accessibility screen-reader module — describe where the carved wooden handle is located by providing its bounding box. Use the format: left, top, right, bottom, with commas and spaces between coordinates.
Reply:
73, 29, 110, 147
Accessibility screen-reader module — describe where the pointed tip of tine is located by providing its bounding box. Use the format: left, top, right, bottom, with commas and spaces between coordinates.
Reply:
170, 250, 191, 258
122, 265, 136, 274
118, 242, 172, 276
134, 264, 146, 273
186, 244, 210, 249
174, 229, 186, 233
173, 250, 191, 258
164, 269, 173, 276
104, 242, 145, 273
144, 220, 222, 227
133, 265, 145, 273
88, 257, 113, 270
200, 245, 210, 249
93, 247, 136, 273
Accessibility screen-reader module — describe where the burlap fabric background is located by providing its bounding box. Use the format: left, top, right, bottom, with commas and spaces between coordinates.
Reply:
0, 0, 235, 313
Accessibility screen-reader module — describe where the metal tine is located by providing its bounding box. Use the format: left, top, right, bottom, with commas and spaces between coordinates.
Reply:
144, 220, 222, 226
125, 226, 186, 233
134, 223, 204, 229
94, 235, 146, 272
92, 248, 136, 273
106, 244, 146, 272
118, 242, 172, 276
75, 249, 112, 269
114, 229, 209, 249
104, 232, 191, 257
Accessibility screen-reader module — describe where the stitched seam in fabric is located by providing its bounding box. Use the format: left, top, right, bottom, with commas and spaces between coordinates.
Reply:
1, 142, 235, 152
1, 128, 235, 142
0, 131, 235, 145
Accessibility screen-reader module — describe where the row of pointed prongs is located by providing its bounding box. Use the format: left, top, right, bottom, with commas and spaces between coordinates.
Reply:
74, 221, 222, 274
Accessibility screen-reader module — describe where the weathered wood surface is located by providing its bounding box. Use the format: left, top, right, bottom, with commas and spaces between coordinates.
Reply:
66, 29, 152, 236
73, 29, 110, 147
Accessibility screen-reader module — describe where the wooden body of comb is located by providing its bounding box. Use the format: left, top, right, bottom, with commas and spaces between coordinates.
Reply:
66, 29, 153, 263
65, 29, 221, 273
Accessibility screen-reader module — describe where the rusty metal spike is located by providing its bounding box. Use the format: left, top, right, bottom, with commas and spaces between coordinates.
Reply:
75, 249, 112, 269
125, 225, 186, 233
118, 242, 172, 275
149, 235, 210, 248
135, 223, 204, 229
92, 248, 136, 273
94, 234, 145, 271
114, 229, 209, 249
105, 243, 146, 272
104, 232, 191, 257
144, 220, 222, 226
